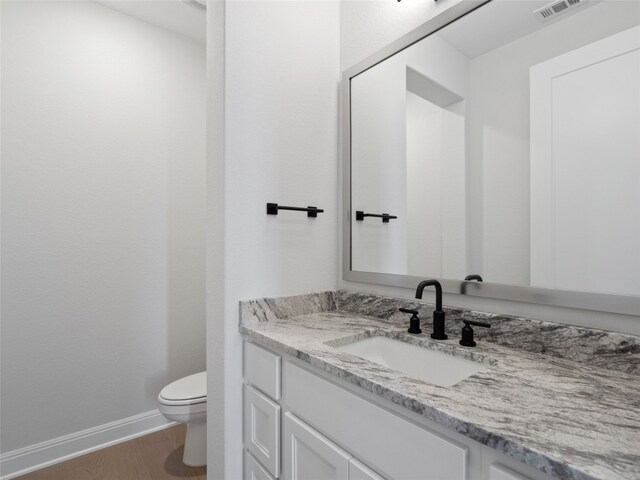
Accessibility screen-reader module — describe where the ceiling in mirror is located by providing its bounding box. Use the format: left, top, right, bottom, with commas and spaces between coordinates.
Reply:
345, 0, 640, 312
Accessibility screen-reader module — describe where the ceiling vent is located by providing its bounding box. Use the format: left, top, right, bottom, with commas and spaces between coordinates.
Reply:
182, 0, 206, 11
534, 0, 584, 22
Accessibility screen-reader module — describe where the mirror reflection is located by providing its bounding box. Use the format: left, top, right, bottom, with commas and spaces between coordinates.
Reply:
350, 0, 640, 297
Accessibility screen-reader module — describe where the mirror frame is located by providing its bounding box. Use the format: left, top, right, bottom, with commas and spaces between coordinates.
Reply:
341, 0, 640, 316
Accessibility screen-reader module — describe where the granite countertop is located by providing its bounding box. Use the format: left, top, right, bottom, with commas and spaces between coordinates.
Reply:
239, 291, 640, 480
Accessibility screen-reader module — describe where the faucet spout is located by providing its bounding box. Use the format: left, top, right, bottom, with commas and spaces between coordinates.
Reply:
415, 279, 442, 311
414, 279, 447, 340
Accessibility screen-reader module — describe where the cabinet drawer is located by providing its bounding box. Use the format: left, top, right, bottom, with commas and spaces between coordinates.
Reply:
244, 450, 276, 480
244, 384, 280, 478
244, 341, 281, 400
349, 459, 386, 480
489, 464, 530, 480
482, 446, 553, 480
284, 361, 469, 480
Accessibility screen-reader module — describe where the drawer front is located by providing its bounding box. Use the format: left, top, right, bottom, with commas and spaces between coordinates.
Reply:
283, 412, 351, 480
482, 446, 553, 480
489, 464, 530, 480
349, 459, 386, 480
244, 384, 280, 478
284, 361, 468, 480
244, 341, 281, 400
244, 450, 276, 480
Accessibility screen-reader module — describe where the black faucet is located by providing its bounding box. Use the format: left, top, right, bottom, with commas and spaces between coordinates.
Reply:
464, 274, 483, 282
415, 280, 447, 340
461, 274, 483, 296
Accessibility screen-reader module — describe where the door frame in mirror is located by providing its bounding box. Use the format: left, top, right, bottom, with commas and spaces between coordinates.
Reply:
341, 0, 640, 316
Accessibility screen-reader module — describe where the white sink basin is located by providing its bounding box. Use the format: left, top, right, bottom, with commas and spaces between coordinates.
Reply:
334, 336, 487, 387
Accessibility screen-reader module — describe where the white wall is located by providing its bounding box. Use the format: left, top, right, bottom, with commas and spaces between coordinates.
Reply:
351, 54, 408, 275
350, 32, 468, 275
340, 0, 640, 335
340, 0, 463, 72
206, 2, 341, 478
406, 93, 465, 278
1, 0, 205, 457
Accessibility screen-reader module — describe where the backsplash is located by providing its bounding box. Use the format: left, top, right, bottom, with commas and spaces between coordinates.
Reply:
240, 290, 640, 375
240, 291, 336, 324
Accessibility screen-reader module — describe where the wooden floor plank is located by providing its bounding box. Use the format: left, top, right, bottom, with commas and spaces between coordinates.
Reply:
15, 425, 207, 480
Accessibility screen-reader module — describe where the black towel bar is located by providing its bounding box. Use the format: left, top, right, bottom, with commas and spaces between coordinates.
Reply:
267, 203, 324, 218
355, 211, 397, 223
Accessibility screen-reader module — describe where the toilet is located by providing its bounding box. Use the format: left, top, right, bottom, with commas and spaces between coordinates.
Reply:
158, 371, 207, 467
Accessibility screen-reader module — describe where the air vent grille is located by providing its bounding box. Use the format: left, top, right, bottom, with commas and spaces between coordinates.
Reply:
182, 0, 206, 10
534, 0, 585, 22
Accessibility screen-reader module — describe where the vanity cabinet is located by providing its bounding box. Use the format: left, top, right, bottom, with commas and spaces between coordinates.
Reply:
349, 459, 385, 480
245, 450, 276, 480
244, 384, 280, 478
488, 464, 529, 480
242, 340, 554, 480
284, 361, 471, 479
481, 447, 554, 480
283, 412, 386, 480
243, 342, 282, 478
284, 412, 351, 480
244, 340, 281, 400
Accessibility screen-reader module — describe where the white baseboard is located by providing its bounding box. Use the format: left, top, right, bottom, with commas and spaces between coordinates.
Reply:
0, 409, 175, 479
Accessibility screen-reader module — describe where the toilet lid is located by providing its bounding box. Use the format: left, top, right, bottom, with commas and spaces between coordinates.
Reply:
159, 372, 206, 404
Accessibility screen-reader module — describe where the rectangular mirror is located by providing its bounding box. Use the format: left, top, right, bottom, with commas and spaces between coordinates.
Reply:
343, 0, 640, 315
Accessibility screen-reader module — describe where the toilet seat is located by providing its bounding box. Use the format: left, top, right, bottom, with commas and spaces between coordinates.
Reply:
159, 371, 206, 406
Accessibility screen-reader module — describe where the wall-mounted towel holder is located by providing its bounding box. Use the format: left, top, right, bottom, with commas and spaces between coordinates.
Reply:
267, 203, 324, 218
355, 211, 398, 223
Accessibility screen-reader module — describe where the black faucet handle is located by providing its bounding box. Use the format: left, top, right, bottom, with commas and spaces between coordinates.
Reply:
459, 319, 491, 347
463, 319, 491, 328
399, 308, 422, 334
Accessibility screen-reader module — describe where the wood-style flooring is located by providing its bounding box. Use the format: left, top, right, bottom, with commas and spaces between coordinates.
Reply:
15, 424, 207, 480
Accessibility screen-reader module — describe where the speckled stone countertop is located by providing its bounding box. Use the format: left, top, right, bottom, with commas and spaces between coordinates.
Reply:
239, 291, 640, 480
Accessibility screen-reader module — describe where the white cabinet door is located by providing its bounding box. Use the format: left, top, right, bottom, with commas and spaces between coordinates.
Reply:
245, 450, 276, 480
489, 463, 530, 480
481, 446, 553, 480
349, 459, 386, 480
285, 361, 471, 480
244, 384, 280, 478
283, 412, 350, 480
